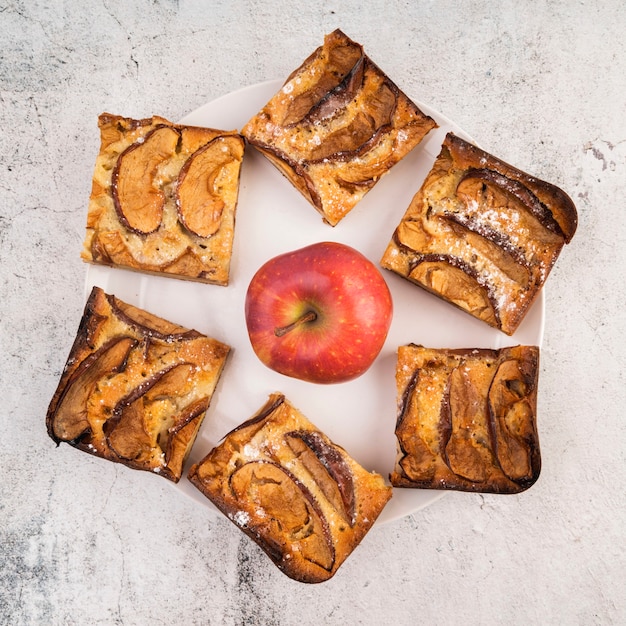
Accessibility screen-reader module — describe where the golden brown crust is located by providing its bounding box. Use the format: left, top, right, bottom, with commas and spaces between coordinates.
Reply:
390, 344, 541, 494
81, 113, 245, 286
46, 286, 230, 482
381, 132, 578, 335
188, 393, 392, 583
241, 29, 437, 226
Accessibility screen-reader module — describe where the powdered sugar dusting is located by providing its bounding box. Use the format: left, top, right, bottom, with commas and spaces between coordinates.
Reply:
230, 510, 250, 527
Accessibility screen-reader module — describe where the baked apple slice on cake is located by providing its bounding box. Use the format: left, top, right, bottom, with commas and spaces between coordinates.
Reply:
391, 344, 542, 494
46, 286, 230, 482
188, 393, 392, 583
241, 29, 437, 226
82, 113, 244, 285
381, 132, 578, 335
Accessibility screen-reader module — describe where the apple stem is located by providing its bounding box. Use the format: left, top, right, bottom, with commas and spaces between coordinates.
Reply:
274, 310, 317, 337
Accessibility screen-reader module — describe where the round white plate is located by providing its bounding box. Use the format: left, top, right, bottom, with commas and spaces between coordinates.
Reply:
85, 80, 544, 525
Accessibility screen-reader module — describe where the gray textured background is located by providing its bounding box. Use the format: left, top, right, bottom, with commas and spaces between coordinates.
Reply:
1, 1, 624, 624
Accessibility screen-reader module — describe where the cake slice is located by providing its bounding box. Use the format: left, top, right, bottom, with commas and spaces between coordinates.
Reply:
391, 344, 541, 494
381, 132, 578, 335
188, 393, 392, 583
81, 113, 245, 286
241, 29, 437, 226
46, 286, 230, 482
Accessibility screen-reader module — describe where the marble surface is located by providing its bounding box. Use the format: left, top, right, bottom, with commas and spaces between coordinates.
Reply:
1, 1, 625, 624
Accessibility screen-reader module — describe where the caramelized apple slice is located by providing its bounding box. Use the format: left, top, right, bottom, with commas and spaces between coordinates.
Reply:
304, 56, 365, 125
306, 77, 396, 163
488, 355, 539, 483
278, 32, 363, 126
409, 255, 499, 327
105, 395, 151, 461
112, 125, 180, 234
444, 363, 494, 482
458, 168, 565, 238
105, 362, 200, 464
308, 111, 377, 162
162, 397, 209, 479
395, 218, 433, 252
285, 431, 356, 526
444, 217, 530, 287
396, 369, 440, 482
144, 362, 196, 401
48, 337, 137, 442
106, 293, 201, 341
176, 137, 239, 238
229, 461, 335, 572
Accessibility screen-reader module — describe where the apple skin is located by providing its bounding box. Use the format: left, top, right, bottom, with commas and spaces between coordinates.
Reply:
244, 241, 393, 384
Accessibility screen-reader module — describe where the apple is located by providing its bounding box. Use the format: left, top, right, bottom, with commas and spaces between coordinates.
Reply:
244, 241, 393, 384
112, 126, 179, 234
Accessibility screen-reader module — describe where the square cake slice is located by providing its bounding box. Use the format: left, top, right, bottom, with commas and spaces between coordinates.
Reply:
188, 393, 392, 583
391, 344, 541, 494
81, 113, 245, 286
241, 29, 437, 226
46, 286, 230, 482
381, 132, 578, 335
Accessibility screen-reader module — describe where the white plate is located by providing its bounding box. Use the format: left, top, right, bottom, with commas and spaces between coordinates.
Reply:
85, 80, 544, 525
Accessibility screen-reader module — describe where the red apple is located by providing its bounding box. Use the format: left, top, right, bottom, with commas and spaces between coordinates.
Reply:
244, 241, 393, 384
